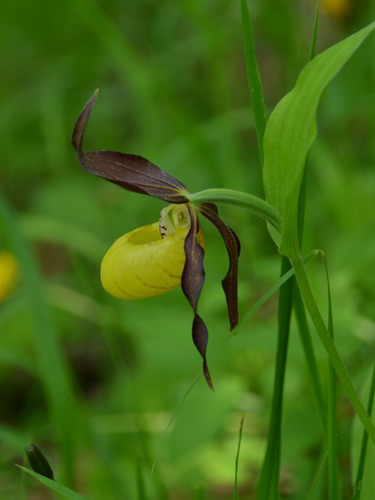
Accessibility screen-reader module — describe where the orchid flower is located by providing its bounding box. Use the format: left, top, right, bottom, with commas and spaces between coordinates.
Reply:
72, 91, 241, 389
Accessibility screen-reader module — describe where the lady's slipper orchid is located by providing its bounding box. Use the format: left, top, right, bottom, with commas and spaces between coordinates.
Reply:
72, 91, 241, 389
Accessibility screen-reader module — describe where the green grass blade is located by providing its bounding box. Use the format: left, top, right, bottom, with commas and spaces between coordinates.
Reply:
240, 0, 267, 166
306, 451, 328, 500
309, 2, 320, 61
256, 256, 294, 500
323, 255, 340, 499
233, 415, 244, 500
136, 462, 147, 500
352, 364, 375, 500
18, 466, 90, 500
293, 291, 326, 436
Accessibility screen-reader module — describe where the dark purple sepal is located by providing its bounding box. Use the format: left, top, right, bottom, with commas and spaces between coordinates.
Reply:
198, 202, 241, 330
181, 205, 213, 390
72, 91, 189, 203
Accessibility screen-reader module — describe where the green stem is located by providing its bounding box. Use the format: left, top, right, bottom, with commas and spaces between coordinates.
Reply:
189, 188, 282, 234
291, 254, 375, 445
257, 256, 294, 500
353, 362, 375, 500
324, 256, 340, 500
240, 0, 267, 164
293, 290, 327, 436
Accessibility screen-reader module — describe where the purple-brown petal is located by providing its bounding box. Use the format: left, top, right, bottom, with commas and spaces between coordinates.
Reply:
72, 91, 189, 203
193, 315, 213, 390
198, 202, 241, 330
77, 151, 189, 203
181, 205, 213, 390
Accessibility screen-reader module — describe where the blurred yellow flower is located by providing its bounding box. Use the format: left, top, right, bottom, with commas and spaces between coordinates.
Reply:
0, 251, 19, 302
321, 0, 351, 20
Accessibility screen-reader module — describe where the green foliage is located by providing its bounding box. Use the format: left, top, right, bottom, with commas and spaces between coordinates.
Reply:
263, 21, 375, 257
18, 466, 90, 500
1, 1, 375, 499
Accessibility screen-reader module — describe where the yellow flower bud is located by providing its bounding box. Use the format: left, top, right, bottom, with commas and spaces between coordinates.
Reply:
101, 204, 204, 300
0, 251, 19, 302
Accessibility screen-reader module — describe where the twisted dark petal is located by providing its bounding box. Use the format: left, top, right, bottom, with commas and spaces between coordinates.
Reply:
181, 206, 213, 390
198, 202, 241, 330
72, 91, 189, 203
193, 315, 213, 391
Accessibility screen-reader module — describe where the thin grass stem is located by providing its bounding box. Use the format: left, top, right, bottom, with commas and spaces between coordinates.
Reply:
233, 415, 244, 500
293, 291, 326, 436
240, 0, 267, 165
323, 256, 340, 499
256, 256, 294, 500
306, 451, 328, 500
136, 462, 147, 500
291, 255, 375, 445
309, 2, 320, 61
353, 363, 375, 500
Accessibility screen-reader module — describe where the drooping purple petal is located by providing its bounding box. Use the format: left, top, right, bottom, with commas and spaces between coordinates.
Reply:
193, 315, 213, 390
181, 205, 213, 390
72, 91, 189, 203
198, 202, 241, 330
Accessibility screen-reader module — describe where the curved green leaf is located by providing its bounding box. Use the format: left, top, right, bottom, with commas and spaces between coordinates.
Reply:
18, 466, 90, 500
263, 21, 375, 257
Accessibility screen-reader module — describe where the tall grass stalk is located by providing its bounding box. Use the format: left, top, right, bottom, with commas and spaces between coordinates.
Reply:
136, 461, 147, 500
353, 364, 375, 500
293, 291, 326, 436
233, 415, 244, 500
306, 451, 328, 500
323, 255, 340, 498
240, 0, 267, 164
256, 257, 294, 500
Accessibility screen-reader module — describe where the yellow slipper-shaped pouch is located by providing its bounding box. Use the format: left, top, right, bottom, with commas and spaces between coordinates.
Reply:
101, 204, 204, 300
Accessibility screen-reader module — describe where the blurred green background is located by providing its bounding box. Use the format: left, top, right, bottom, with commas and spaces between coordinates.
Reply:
1, 0, 375, 498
